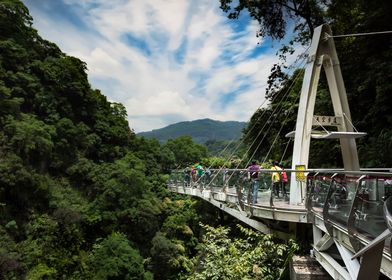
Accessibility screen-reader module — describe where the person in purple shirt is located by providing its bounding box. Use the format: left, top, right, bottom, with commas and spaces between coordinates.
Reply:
248, 160, 261, 204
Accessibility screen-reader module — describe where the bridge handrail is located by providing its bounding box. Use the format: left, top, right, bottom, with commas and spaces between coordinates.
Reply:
169, 168, 392, 249
171, 168, 392, 176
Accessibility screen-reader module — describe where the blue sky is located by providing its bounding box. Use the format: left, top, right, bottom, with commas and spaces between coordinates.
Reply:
23, 0, 294, 133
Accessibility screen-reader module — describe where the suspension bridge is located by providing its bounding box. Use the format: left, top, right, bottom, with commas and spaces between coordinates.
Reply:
168, 24, 392, 280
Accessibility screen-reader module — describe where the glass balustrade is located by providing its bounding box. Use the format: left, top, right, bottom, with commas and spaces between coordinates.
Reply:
306, 172, 392, 253
353, 176, 391, 239
169, 168, 392, 264
169, 169, 392, 244
253, 172, 273, 206
309, 174, 333, 212
326, 175, 359, 224
168, 170, 183, 187
169, 168, 298, 208
207, 169, 228, 192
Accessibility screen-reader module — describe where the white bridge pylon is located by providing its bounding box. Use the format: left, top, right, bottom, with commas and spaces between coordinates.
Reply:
288, 24, 366, 205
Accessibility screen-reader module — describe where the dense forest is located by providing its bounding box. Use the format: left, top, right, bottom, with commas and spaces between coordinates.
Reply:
0, 1, 295, 279
1, 0, 391, 279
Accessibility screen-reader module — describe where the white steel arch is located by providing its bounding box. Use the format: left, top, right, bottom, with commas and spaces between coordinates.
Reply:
289, 24, 364, 205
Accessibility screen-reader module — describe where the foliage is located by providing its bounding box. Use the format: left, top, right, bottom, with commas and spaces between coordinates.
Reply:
149, 232, 185, 279
3, 114, 55, 168
163, 136, 208, 167
85, 232, 147, 280
201, 156, 228, 168
0, 226, 25, 279
0, 2, 217, 279
0, 1, 175, 278
185, 224, 298, 280
204, 139, 246, 157
220, 0, 326, 40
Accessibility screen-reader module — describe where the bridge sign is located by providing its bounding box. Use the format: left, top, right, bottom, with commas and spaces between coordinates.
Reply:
312, 115, 342, 127
295, 165, 306, 182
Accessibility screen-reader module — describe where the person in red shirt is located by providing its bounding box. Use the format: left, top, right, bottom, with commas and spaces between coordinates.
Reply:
279, 163, 288, 197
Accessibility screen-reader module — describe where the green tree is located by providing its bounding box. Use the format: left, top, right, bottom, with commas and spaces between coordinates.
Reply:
0, 225, 24, 279
86, 232, 148, 280
3, 114, 55, 170
164, 136, 208, 167
220, 0, 327, 40
186, 224, 298, 280
20, 213, 85, 279
149, 232, 184, 280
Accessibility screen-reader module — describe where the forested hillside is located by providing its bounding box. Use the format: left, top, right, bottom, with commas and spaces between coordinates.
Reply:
137, 118, 247, 157
137, 118, 246, 144
0, 1, 295, 279
0, 1, 203, 278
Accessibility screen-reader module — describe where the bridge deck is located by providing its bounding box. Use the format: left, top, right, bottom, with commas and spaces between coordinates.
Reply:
169, 169, 392, 279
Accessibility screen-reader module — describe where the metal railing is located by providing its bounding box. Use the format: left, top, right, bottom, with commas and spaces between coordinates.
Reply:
169, 168, 297, 208
169, 168, 392, 247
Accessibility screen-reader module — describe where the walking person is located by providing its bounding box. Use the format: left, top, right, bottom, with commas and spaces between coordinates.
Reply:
204, 167, 211, 185
196, 163, 204, 179
248, 160, 261, 204
196, 162, 205, 187
279, 163, 288, 198
271, 161, 282, 198
184, 167, 191, 187
191, 166, 197, 184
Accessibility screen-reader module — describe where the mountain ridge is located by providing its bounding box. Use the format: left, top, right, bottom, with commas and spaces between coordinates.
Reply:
137, 118, 247, 143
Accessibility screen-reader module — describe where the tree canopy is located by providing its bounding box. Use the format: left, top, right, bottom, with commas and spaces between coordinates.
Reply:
0, 1, 294, 279
0, 1, 205, 278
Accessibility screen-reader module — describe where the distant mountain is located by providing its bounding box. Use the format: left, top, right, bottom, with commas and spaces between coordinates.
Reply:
137, 118, 247, 144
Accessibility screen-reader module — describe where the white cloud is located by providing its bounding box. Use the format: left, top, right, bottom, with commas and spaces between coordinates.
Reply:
126, 91, 192, 117
23, 0, 288, 132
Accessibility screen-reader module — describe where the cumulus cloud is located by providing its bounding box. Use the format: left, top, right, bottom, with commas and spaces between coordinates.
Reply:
23, 0, 289, 132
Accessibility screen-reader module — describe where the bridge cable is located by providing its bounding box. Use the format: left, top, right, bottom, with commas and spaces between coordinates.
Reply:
342, 113, 360, 132
280, 137, 292, 164
223, 59, 305, 171
201, 85, 278, 177
226, 47, 309, 168
242, 49, 310, 168
249, 69, 304, 166
224, 60, 307, 183
313, 117, 330, 134
326, 30, 392, 39
204, 80, 271, 167
244, 64, 306, 167
223, 66, 305, 185
205, 46, 309, 187
261, 90, 302, 165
